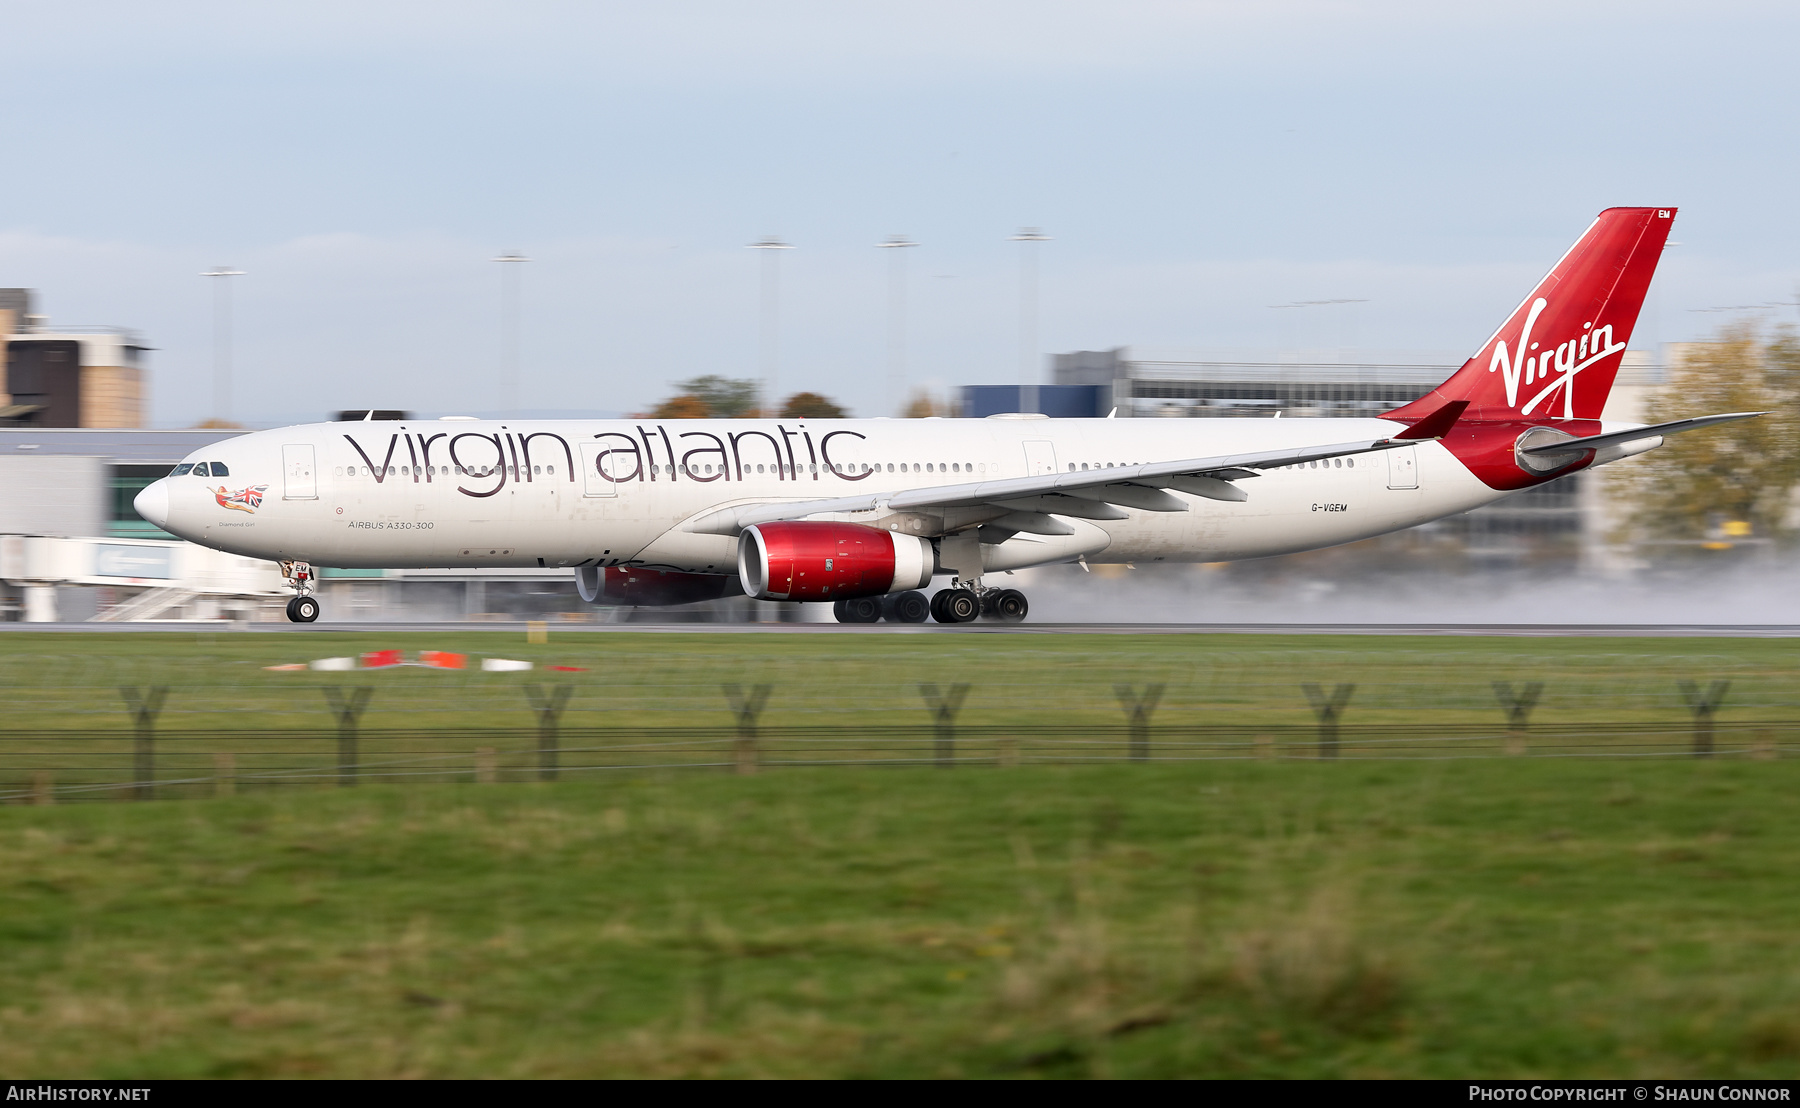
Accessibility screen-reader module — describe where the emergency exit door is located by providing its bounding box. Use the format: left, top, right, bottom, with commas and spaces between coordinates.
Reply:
282, 444, 317, 500
1385, 445, 1419, 490
1023, 440, 1059, 475
578, 441, 620, 497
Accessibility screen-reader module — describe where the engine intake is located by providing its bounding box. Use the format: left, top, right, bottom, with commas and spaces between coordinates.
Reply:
738, 522, 934, 601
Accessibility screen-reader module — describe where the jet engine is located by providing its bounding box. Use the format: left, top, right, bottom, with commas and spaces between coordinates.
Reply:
575, 566, 744, 606
738, 522, 934, 602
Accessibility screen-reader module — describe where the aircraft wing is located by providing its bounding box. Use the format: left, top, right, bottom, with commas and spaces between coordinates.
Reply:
684, 434, 1416, 537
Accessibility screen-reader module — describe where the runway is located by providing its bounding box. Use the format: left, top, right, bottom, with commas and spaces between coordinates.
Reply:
5, 621, 1800, 637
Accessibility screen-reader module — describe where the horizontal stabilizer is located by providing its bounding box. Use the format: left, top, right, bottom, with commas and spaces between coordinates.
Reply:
1517, 412, 1764, 456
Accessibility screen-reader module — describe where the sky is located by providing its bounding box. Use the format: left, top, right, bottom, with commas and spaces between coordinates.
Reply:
2, 0, 1797, 426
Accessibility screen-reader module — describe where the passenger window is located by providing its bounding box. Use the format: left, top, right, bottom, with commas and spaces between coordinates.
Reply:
210, 462, 229, 476
534, 465, 541, 475
192, 462, 210, 477
172, 463, 193, 476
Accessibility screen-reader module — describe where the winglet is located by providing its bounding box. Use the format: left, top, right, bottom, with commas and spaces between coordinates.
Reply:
1395, 399, 1468, 440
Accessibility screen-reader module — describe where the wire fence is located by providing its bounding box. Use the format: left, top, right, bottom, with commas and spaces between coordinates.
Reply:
4, 642, 1797, 802
3, 705, 1793, 805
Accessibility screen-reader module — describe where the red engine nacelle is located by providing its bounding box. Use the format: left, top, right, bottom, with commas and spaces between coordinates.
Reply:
738, 522, 935, 602
574, 566, 744, 606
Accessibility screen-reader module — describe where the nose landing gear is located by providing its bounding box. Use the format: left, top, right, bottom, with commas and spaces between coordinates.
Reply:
279, 560, 321, 623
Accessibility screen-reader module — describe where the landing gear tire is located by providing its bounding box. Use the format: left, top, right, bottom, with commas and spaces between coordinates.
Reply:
883, 590, 930, 623
834, 596, 883, 623
286, 595, 320, 623
990, 589, 1029, 623
930, 587, 980, 624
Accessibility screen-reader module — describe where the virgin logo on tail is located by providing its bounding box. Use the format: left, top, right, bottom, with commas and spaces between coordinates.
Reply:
1386, 207, 1674, 427
1488, 298, 1628, 418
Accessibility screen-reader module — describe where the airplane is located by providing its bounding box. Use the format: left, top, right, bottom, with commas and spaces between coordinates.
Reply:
134, 206, 1755, 624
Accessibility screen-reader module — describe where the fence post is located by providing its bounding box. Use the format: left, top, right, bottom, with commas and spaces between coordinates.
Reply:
321, 687, 374, 785
1114, 683, 1166, 763
919, 683, 971, 768
1678, 679, 1730, 758
1493, 681, 1544, 756
119, 686, 169, 801
722, 684, 772, 775
1301, 683, 1355, 760
525, 684, 574, 782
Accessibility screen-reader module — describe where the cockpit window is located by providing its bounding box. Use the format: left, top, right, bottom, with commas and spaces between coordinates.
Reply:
171, 463, 193, 476
210, 462, 229, 476
191, 462, 210, 477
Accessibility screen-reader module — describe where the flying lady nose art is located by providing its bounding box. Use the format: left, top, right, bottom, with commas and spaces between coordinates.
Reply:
214, 485, 269, 514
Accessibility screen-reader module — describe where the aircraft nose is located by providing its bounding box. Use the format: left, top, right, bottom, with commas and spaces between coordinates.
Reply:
133, 479, 170, 529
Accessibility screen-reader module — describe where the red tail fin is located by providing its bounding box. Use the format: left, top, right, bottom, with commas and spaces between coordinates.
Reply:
1387, 207, 1675, 423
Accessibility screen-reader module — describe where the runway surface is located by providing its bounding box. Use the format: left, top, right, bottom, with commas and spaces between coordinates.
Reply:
5, 621, 1800, 637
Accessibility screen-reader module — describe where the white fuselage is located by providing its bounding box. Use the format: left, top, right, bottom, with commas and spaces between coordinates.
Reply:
142, 415, 1516, 576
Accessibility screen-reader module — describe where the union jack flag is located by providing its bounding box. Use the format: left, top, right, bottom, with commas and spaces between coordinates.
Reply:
214, 485, 269, 514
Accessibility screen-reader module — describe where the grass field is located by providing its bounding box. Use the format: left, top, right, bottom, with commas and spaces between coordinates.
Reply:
5, 761, 1800, 1077
3, 632, 1800, 1077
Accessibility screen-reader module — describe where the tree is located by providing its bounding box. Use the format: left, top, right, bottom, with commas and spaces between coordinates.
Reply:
1612, 323, 1800, 546
674, 375, 760, 418
646, 394, 712, 419
903, 390, 948, 418
779, 392, 846, 419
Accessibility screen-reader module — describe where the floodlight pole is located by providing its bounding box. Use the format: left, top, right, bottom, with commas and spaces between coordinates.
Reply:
747, 236, 793, 416
878, 234, 918, 416
492, 252, 530, 415
202, 267, 244, 422
1011, 228, 1049, 415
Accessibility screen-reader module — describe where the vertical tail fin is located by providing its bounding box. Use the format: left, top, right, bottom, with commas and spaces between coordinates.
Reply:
1387, 207, 1675, 423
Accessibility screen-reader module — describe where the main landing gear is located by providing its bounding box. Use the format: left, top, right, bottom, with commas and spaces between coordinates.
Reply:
934, 580, 1028, 624
829, 584, 1029, 624
279, 560, 321, 623
831, 591, 929, 624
